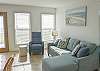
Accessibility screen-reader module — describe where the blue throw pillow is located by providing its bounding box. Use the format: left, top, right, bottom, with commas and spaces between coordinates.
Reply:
76, 47, 89, 58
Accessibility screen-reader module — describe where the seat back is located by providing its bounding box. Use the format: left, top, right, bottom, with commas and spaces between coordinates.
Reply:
80, 41, 97, 54
67, 38, 80, 51
32, 32, 42, 43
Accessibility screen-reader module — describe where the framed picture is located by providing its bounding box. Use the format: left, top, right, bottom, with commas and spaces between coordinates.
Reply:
65, 6, 87, 26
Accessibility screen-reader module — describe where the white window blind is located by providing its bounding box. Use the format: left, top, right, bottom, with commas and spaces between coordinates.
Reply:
41, 14, 55, 42
15, 13, 30, 44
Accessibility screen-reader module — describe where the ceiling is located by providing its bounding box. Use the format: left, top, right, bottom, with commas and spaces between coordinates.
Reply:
0, 0, 82, 8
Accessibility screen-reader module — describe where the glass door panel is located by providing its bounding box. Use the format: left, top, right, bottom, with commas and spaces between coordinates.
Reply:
0, 16, 5, 48
0, 12, 9, 52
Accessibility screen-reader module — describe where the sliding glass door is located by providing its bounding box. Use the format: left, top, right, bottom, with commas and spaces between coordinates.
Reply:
0, 12, 9, 52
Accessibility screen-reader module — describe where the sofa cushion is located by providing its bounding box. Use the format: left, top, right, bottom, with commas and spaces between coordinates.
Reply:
67, 38, 80, 51
71, 44, 81, 56
76, 47, 89, 58
54, 48, 71, 55
50, 46, 61, 50
49, 46, 60, 56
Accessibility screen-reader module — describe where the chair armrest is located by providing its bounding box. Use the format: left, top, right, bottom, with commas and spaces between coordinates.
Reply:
42, 42, 44, 47
42, 42, 44, 55
29, 41, 33, 49
29, 41, 33, 45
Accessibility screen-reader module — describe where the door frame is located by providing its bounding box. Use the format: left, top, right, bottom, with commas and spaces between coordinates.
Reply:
0, 12, 9, 52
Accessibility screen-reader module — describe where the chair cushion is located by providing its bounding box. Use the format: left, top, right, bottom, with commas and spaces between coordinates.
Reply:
32, 44, 42, 46
71, 44, 81, 56
67, 38, 80, 51
76, 47, 89, 58
31, 44, 42, 50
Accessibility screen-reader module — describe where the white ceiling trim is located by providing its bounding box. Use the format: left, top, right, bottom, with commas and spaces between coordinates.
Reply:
0, 0, 81, 8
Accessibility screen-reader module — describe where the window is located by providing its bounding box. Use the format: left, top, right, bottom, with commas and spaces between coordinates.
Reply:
15, 13, 30, 45
41, 14, 55, 42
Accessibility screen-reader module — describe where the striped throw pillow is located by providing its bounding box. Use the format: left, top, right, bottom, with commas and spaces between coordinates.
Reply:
57, 40, 67, 49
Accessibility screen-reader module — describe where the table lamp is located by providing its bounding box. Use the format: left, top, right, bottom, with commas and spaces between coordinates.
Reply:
52, 30, 58, 40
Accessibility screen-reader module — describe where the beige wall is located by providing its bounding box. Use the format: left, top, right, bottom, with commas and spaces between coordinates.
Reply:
0, 4, 56, 51
56, 0, 100, 45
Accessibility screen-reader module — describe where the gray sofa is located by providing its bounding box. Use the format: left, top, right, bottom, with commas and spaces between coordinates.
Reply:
42, 38, 99, 71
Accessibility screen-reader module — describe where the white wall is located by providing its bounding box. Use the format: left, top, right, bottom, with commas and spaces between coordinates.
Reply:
56, 0, 100, 45
0, 4, 56, 51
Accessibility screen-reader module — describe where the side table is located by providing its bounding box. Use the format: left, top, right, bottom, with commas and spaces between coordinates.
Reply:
18, 45, 27, 57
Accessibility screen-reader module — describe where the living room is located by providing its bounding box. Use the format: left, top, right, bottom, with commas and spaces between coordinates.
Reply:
0, 0, 100, 71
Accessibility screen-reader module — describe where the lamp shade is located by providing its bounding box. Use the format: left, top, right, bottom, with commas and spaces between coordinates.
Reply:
52, 31, 58, 36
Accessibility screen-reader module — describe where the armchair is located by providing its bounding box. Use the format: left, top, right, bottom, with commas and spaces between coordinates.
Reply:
29, 32, 44, 55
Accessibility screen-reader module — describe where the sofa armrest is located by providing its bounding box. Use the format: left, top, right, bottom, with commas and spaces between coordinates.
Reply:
76, 50, 99, 71
48, 43, 56, 47
47, 43, 56, 56
48, 43, 56, 51
42, 54, 78, 71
